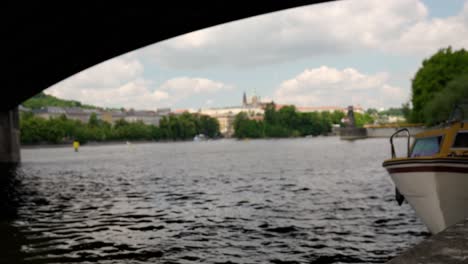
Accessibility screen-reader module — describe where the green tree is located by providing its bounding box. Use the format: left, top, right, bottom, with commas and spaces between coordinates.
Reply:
402, 102, 412, 122
296, 112, 322, 136
380, 107, 404, 116
366, 108, 378, 116
354, 112, 374, 128
264, 102, 278, 125
158, 116, 174, 140
233, 106, 336, 139
20, 114, 48, 143
88, 112, 99, 127
411, 47, 468, 122
277, 105, 299, 129
22, 92, 99, 110
20, 112, 219, 144
264, 123, 290, 137
150, 125, 161, 140
233, 112, 263, 138
199, 115, 220, 138
422, 74, 468, 125
330, 111, 345, 126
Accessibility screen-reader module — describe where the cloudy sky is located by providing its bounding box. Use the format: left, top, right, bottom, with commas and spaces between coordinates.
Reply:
45, 0, 468, 111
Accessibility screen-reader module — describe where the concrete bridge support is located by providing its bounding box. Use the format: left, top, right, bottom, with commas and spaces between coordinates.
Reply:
0, 108, 20, 164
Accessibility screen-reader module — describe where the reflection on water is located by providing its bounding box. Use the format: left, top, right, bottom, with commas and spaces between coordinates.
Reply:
2, 138, 429, 263
0, 164, 24, 263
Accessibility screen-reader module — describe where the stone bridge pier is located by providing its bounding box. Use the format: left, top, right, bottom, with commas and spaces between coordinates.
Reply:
0, 108, 20, 164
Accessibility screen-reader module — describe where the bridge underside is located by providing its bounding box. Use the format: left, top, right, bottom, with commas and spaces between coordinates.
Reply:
1, 1, 332, 163
0, 108, 20, 164
2, 1, 331, 111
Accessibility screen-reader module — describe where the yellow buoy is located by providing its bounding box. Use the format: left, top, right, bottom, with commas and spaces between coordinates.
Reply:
73, 140, 80, 152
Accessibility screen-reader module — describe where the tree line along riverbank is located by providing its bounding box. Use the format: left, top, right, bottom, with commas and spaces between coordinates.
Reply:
19, 106, 374, 145
233, 103, 373, 139
19, 111, 220, 145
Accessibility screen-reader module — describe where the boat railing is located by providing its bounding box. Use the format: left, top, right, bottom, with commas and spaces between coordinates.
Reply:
390, 128, 411, 159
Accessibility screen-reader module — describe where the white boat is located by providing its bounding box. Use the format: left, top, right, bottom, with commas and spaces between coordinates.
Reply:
382, 104, 468, 234
193, 134, 207, 142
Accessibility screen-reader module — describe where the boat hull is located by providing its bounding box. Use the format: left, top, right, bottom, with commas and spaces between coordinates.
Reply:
383, 158, 468, 234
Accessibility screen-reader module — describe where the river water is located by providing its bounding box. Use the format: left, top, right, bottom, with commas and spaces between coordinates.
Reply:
1, 137, 429, 263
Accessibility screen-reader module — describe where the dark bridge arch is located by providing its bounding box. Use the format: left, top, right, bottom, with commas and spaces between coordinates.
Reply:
1, 1, 335, 163
2, 1, 333, 111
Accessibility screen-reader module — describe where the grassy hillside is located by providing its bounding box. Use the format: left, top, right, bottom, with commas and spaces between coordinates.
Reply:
22, 92, 101, 110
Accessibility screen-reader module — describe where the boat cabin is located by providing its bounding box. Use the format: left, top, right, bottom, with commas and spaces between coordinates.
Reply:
410, 121, 468, 158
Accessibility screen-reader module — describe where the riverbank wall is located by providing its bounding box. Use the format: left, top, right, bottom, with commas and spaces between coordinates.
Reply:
339, 127, 367, 140
366, 126, 427, 138
338, 125, 427, 139
387, 218, 468, 263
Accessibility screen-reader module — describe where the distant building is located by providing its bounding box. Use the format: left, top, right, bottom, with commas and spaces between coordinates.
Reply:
65, 107, 100, 123
31, 105, 173, 126
107, 111, 126, 124
100, 111, 114, 124
276, 104, 364, 114
352, 105, 364, 114
374, 114, 406, 124
171, 109, 189, 115
388, 115, 406, 123
170, 108, 198, 116
242, 90, 268, 108
216, 114, 236, 137
199, 106, 263, 137
199, 92, 266, 137
156, 108, 171, 116
33, 106, 67, 119
199, 106, 264, 117
125, 110, 161, 126
296, 106, 346, 113
18, 105, 32, 112
32, 106, 102, 123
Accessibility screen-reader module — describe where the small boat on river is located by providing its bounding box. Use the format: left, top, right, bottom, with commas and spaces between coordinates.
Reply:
382, 104, 468, 234
193, 134, 207, 142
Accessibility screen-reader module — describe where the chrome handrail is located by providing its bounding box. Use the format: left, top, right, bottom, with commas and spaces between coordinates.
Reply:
390, 128, 411, 158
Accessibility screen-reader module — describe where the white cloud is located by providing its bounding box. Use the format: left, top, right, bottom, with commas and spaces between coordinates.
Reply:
274, 66, 408, 108
143, 0, 467, 68
385, 7, 468, 55
158, 77, 233, 105
160, 77, 232, 95
64, 55, 144, 89
45, 57, 232, 109
205, 99, 214, 106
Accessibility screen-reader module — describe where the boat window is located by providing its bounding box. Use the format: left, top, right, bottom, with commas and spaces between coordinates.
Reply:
411, 136, 443, 157
452, 132, 468, 148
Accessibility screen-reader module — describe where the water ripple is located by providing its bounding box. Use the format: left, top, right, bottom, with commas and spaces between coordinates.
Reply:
3, 138, 429, 263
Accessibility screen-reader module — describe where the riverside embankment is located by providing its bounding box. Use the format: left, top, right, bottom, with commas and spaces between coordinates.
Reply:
387, 218, 468, 263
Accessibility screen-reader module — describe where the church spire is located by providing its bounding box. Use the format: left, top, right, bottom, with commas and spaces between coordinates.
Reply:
242, 91, 247, 106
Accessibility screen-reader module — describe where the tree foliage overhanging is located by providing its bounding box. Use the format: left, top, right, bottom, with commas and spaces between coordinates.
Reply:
422, 74, 468, 125
409, 47, 468, 124
232, 103, 372, 139
20, 112, 220, 144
